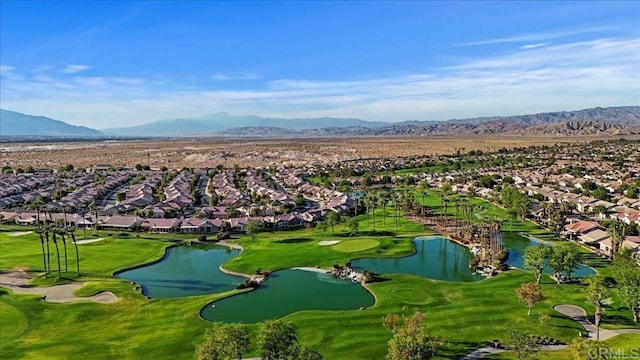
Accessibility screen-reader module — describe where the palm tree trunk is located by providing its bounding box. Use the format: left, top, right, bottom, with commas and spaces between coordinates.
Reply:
372, 202, 376, 232
382, 200, 386, 225
94, 210, 100, 236
71, 232, 80, 276
53, 234, 62, 279
61, 233, 68, 272
45, 231, 51, 275
39, 233, 47, 273
595, 308, 601, 341
81, 209, 88, 239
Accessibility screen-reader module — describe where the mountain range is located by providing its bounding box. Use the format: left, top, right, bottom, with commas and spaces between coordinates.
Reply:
0, 106, 638, 138
103, 113, 387, 136
0, 109, 104, 137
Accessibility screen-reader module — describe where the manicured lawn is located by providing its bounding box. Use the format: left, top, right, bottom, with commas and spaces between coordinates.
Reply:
0, 227, 170, 276
1, 203, 638, 360
0, 300, 28, 344
332, 239, 380, 252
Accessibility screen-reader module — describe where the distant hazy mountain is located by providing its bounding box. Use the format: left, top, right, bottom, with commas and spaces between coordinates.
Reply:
0, 109, 104, 137
424, 106, 640, 127
103, 112, 388, 136
215, 106, 640, 137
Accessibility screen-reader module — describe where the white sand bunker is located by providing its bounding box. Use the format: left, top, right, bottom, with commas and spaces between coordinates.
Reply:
0, 271, 119, 304
292, 267, 329, 274
8, 231, 33, 237
76, 238, 105, 245
318, 240, 341, 246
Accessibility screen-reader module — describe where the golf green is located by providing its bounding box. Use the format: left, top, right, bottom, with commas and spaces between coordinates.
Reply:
332, 239, 380, 252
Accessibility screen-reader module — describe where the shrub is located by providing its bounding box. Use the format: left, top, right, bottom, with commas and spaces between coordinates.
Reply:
197, 235, 207, 241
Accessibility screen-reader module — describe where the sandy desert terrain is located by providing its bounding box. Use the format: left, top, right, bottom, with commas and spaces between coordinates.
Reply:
2, 135, 637, 169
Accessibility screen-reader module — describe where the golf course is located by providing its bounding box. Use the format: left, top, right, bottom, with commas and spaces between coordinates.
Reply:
1, 193, 638, 359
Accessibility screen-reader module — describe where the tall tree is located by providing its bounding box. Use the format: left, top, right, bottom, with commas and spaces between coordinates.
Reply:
515, 282, 545, 316
586, 275, 612, 341
195, 322, 250, 360
61, 204, 70, 227
32, 196, 45, 226
346, 217, 359, 238
568, 338, 611, 360
68, 227, 80, 276
57, 227, 69, 272
524, 245, 550, 284
245, 220, 263, 242
417, 181, 429, 205
377, 190, 388, 225
547, 208, 566, 238
383, 310, 441, 360
257, 320, 298, 360
612, 252, 640, 323
607, 222, 625, 259
326, 212, 341, 236
44, 226, 52, 276
501, 185, 530, 230
316, 220, 328, 235
78, 202, 89, 239
89, 200, 99, 236
365, 190, 377, 231
505, 329, 540, 360
35, 225, 48, 273
51, 230, 62, 279
548, 246, 582, 283
560, 246, 582, 281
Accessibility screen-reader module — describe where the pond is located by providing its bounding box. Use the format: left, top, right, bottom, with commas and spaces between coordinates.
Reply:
200, 268, 375, 323
350, 237, 484, 282
114, 245, 374, 323
503, 233, 596, 277
114, 245, 242, 298
350, 235, 595, 281
116, 233, 594, 323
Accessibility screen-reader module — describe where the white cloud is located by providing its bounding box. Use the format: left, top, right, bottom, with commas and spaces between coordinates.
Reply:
212, 74, 230, 81
0, 65, 16, 74
212, 73, 259, 81
60, 64, 92, 74
460, 25, 617, 46
520, 43, 549, 49
1, 37, 638, 128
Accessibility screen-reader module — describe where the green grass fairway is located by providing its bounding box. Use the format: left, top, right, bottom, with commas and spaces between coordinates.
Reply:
0, 300, 28, 344
332, 239, 380, 253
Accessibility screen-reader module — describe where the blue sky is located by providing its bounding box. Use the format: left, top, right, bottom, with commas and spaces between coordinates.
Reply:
1, 1, 639, 128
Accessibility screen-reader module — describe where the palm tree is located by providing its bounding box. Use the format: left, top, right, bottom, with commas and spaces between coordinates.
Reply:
31, 196, 45, 226
389, 191, 399, 230
560, 201, 574, 216
51, 229, 62, 279
586, 276, 612, 341
78, 203, 88, 239
454, 198, 461, 231
607, 222, 625, 259
90, 201, 99, 236
35, 225, 48, 273
68, 227, 80, 276
439, 192, 448, 230
377, 190, 387, 225
365, 191, 377, 231
61, 204, 69, 227
44, 225, 52, 276
58, 226, 69, 273
417, 181, 428, 205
